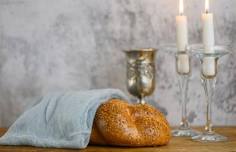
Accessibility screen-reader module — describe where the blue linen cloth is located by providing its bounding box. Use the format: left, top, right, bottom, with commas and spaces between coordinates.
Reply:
0, 89, 128, 149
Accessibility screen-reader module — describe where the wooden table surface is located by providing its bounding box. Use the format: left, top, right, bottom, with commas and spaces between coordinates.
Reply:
0, 127, 235, 152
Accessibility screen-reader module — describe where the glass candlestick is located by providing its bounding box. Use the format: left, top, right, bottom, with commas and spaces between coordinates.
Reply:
191, 45, 229, 142
160, 44, 199, 137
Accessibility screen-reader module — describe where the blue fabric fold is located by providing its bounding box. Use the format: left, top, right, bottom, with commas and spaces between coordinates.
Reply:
0, 89, 128, 149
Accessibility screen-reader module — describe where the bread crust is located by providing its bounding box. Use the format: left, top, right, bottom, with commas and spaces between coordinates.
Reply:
90, 99, 171, 146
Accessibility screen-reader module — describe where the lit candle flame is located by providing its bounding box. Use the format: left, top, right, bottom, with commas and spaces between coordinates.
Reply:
205, 0, 209, 13
179, 0, 184, 15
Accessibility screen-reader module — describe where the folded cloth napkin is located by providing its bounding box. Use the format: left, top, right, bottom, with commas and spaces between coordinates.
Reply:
0, 89, 128, 149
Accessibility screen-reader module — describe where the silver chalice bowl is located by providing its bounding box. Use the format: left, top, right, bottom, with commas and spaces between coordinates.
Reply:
124, 48, 156, 104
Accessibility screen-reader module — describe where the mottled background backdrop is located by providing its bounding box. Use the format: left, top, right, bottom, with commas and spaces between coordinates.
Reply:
0, 0, 235, 127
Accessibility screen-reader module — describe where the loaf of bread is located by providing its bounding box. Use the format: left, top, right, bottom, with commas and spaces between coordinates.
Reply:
90, 99, 171, 146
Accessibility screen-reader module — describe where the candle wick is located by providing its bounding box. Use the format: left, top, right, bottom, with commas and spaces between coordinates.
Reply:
206, 10, 209, 14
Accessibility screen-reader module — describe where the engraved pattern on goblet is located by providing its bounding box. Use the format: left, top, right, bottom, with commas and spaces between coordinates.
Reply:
127, 61, 154, 81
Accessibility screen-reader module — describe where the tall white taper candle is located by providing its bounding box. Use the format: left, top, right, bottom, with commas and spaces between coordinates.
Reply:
176, 0, 188, 52
176, 0, 189, 74
202, 0, 215, 77
202, 0, 215, 52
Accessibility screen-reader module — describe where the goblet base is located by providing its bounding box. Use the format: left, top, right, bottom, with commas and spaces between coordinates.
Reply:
192, 131, 227, 142
172, 128, 200, 137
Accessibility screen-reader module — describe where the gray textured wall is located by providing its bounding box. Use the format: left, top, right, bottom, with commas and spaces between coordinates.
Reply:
0, 0, 236, 127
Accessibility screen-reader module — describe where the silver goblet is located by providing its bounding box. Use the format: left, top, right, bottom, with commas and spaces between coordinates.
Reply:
124, 48, 156, 104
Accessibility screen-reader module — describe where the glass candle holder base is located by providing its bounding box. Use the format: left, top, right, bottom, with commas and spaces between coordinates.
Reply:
172, 128, 200, 137
192, 131, 227, 142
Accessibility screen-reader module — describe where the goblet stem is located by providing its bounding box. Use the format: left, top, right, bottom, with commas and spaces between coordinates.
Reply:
138, 96, 146, 105
179, 75, 190, 129
202, 78, 216, 133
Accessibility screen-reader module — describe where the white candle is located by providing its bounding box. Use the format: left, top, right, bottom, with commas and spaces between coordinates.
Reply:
202, 0, 216, 77
202, 0, 215, 52
177, 53, 190, 74
176, 0, 190, 74
176, 0, 188, 51
202, 57, 216, 77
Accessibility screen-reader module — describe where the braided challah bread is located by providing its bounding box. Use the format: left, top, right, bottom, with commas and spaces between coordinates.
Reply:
90, 99, 171, 146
